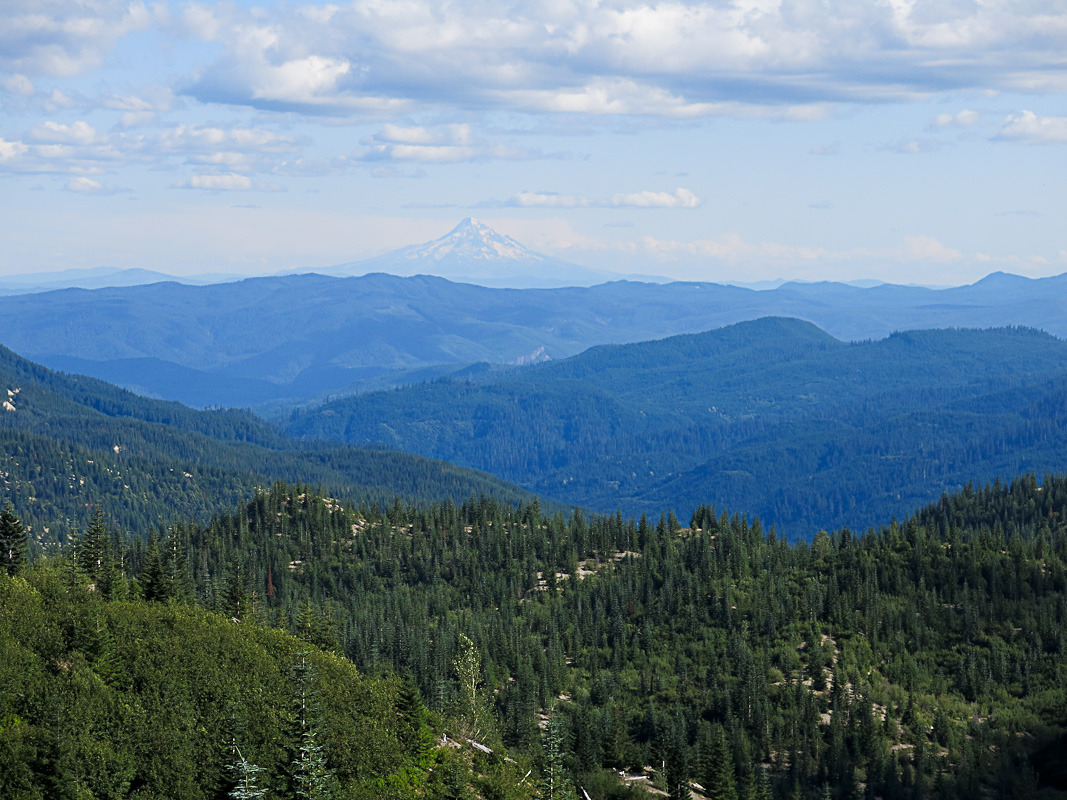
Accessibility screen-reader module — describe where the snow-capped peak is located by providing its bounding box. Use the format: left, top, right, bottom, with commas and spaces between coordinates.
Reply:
398, 218, 545, 264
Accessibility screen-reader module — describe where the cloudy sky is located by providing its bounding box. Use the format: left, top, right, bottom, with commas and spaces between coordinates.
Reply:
1, 0, 1065, 285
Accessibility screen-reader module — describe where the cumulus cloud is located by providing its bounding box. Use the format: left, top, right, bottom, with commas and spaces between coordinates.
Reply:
28, 120, 101, 145
2, 74, 34, 95
512, 192, 587, 208
173, 173, 283, 192
997, 110, 1067, 144
0, 138, 28, 162
358, 124, 535, 163
610, 188, 701, 208
0, 1, 162, 77
0, 119, 303, 178
174, 0, 1067, 118
489, 187, 701, 209
64, 176, 125, 194
934, 109, 979, 128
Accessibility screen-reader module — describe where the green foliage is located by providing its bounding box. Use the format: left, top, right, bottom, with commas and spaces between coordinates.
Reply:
285, 322, 1067, 536
118, 474, 1067, 800
0, 343, 543, 548
0, 566, 443, 799
0, 501, 26, 575
7, 458, 1067, 800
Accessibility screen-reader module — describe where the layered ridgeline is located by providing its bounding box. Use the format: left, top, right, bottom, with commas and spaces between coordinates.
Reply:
3, 265, 1067, 410
0, 344, 537, 546
286, 320, 1067, 536
9, 474, 1066, 798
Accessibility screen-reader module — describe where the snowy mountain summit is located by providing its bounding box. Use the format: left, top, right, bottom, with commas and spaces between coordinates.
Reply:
396, 218, 546, 266
344, 218, 617, 288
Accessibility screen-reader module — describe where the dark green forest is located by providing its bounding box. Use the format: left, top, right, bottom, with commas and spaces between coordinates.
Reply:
0, 343, 539, 545
284, 320, 1067, 536
6, 471, 1067, 798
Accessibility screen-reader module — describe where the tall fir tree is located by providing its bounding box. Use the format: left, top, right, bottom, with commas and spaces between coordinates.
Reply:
541, 708, 575, 800
0, 501, 27, 575
701, 725, 738, 800
290, 653, 337, 800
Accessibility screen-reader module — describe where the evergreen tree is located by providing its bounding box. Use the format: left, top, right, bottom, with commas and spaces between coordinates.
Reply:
290, 653, 338, 800
78, 508, 110, 582
141, 534, 169, 602
541, 709, 575, 800
454, 633, 492, 743
0, 501, 27, 575
701, 725, 737, 800
227, 743, 268, 800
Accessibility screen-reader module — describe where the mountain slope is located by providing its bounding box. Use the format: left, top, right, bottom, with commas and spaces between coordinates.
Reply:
284, 320, 1067, 536
0, 344, 541, 545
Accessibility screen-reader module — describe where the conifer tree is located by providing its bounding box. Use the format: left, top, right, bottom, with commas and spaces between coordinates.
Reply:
141, 534, 169, 602
290, 653, 338, 800
227, 742, 268, 800
78, 508, 110, 582
701, 725, 737, 800
541, 709, 575, 800
454, 633, 492, 743
0, 501, 27, 574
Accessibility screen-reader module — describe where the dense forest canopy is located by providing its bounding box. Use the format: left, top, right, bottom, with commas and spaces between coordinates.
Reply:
285, 321, 1067, 536
0, 343, 540, 545
4, 471, 1066, 798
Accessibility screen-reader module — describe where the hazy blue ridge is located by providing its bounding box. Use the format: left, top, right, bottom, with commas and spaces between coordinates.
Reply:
3, 271, 1067, 409
284, 319, 1067, 537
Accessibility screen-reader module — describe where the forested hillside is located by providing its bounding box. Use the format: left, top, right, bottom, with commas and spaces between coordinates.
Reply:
286, 320, 1067, 536
0, 566, 467, 800
24, 471, 1064, 799
0, 344, 538, 545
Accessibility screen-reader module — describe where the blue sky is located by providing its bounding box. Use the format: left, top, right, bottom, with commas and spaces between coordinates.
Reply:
1, 0, 1065, 285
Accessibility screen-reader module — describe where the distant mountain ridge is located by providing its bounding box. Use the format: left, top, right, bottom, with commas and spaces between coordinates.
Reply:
284, 319, 1067, 536
0, 266, 243, 294
5, 269, 1067, 410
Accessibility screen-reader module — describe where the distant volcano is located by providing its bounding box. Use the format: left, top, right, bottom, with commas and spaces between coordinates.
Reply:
309, 218, 628, 288
391, 217, 547, 267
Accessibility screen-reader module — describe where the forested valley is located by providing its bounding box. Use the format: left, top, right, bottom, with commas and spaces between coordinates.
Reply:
4, 472, 1067, 798
285, 320, 1067, 536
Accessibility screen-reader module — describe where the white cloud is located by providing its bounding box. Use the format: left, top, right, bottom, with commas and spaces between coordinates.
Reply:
176, 0, 1067, 118
610, 187, 701, 209
0, 1, 162, 77
175, 173, 284, 192
251, 55, 353, 106
28, 120, 100, 145
65, 176, 124, 194
491, 187, 701, 209
120, 111, 156, 128
2, 74, 34, 95
183, 173, 254, 191
359, 123, 533, 163
903, 234, 964, 263
510, 192, 588, 208
0, 138, 28, 162
934, 109, 979, 128
997, 110, 1067, 144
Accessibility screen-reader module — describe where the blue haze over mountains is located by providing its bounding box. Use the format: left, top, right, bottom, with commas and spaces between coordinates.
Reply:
4, 220, 1067, 536
2, 220, 1067, 411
